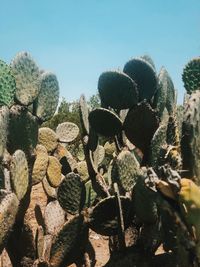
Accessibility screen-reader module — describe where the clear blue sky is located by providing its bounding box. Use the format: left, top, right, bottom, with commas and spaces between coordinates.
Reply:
1, 0, 200, 103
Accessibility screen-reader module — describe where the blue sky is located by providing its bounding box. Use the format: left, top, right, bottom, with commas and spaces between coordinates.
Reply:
1, 0, 200, 103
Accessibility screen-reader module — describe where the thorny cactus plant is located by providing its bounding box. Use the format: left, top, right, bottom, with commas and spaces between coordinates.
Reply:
1, 51, 200, 267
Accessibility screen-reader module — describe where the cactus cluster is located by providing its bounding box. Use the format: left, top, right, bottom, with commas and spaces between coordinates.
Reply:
1, 51, 200, 267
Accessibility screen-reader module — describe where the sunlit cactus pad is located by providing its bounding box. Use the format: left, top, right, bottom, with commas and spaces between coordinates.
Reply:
89, 108, 123, 137
0, 60, 16, 107
124, 102, 159, 154
50, 214, 88, 267
10, 150, 29, 200
76, 161, 89, 181
113, 150, 141, 192
88, 196, 132, 236
32, 144, 48, 185
38, 127, 58, 153
140, 54, 156, 70
10, 51, 40, 105
42, 176, 57, 199
0, 191, 19, 253
79, 94, 89, 134
182, 57, 200, 94
57, 172, 86, 214
56, 122, 79, 143
98, 70, 138, 109
0, 106, 9, 157
44, 200, 65, 235
8, 105, 38, 155
47, 156, 62, 187
123, 57, 157, 101
36, 71, 59, 121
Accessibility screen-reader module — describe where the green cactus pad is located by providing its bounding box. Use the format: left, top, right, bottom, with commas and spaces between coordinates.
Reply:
182, 57, 200, 94
50, 214, 88, 267
11, 51, 40, 105
47, 156, 62, 188
123, 57, 157, 101
84, 180, 97, 208
76, 161, 89, 181
35, 71, 59, 121
10, 150, 29, 200
42, 176, 57, 199
56, 122, 79, 143
112, 150, 141, 192
79, 94, 89, 135
38, 127, 58, 153
104, 141, 116, 156
44, 200, 65, 235
89, 108, 123, 137
88, 126, 99, 151
153, 67, 168, 118
32, 145, 49, 185
93, 145, 105, 168
181, 90, 200, 182
8, 105, 38, 155
149, 124, 167, 167
57, 172, 86, 214
0, 106, 9, 158
88, 196, 132, 236
140, 55, 156, 70
163, 68, 175, 115
0, 191, 19, 253
0, 60, 16, 107
77, 143, 85, 161
123, 102, 159, 154
98, 70, 138, 109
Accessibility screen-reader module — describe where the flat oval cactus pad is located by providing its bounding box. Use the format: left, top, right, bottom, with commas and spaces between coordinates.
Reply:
89, 108, 123, 137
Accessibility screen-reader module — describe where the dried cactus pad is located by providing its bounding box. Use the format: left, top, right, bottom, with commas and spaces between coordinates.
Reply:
113, 150, 141, 192
182, 57, 200, 94
44, 200, 65, 235
0, 191, 19, 253
123, 57, 157, 101
88, 196, 132, 236
50, 214, 87, 267
32, 145, 49, 185
56, 122, 79, 143
89, 108, 123, 137
79, 94, 89, 134
98, 70, 138, 109
0, 106, 9, 158
57, 172, 86, 214
124, 102, 159, 154
11, 51, 40, 105
10, 150, 29, 200
42, 176, 57, 199
0, 60, 16, 107
47, 156, 62, 187
8, 105, 38, 155
38, 127, 58, 153
36, 72, 59, 122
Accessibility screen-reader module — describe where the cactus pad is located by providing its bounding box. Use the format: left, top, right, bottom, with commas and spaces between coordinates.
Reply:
76, 161, 89, 181
0, 106, 9, 158
79, 94, 89, 134
182, 57, 200, 94
44, 200, 65, 235
88, 196, 132, 236
84, 180, 97, 208
140, 55, 156, 70
47, 156, 62, 187
35, 71, 59, 121
124, 102, 159, 154
98, 70, 138, 109
10, 150, 29, 200
56, 122, 79, 143
38, 127, 58, 153
89, 108, 123, 137
11, 51, 40, 105
32, 145, 49, 185
0, 60, 16, 107
123, 57, 157, 101
113, 150, 141, 192
50, 214, 88, 267
57, 172, 86, 214
8, 105, 38, 155
93, 145, 105, 168
42, 176, 57, 199
0, 191, 19, 253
